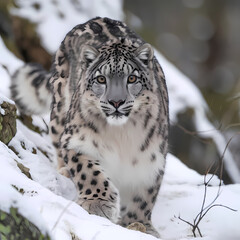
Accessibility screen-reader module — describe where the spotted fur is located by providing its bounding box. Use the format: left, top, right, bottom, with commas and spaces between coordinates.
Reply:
11, 17, 169, 238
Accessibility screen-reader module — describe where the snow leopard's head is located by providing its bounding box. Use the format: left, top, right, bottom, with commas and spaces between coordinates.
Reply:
80, 41, 155, 126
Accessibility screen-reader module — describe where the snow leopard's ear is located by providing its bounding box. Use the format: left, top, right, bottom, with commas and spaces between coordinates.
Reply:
81, 45, 99, 65
135, 43, 154, 65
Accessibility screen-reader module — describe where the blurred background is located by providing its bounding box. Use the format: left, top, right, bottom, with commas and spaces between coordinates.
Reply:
124, 0, 240, 181
125, 0, 240, 125
0, 0, 239, 183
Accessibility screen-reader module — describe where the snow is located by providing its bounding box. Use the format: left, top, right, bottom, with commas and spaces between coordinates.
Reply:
11, 0, 123, 53
0, 0, 240, 239
154, 155, 240, 240
1, 133, 154, 240
1, 126, 240, 239
0, 37, 23, 75
0, 36, 23, 101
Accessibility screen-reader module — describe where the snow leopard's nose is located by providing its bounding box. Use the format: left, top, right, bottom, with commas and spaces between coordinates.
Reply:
108, 99, 125, 109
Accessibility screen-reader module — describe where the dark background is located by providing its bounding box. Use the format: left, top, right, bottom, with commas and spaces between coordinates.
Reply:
124, 0, 240, 126
124, 0, 240, 180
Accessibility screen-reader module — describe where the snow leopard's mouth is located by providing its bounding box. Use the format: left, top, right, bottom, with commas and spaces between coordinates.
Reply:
105, 110, 130, 125
111, 111, 125, 117
106, 110, 130, 118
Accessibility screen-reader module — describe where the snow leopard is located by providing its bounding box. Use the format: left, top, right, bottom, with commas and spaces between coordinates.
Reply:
11, 17, 169, 238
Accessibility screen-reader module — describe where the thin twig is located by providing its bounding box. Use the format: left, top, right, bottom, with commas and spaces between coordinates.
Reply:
172, 120, 240, 142
51, 201, 73, 232
224, 122, 240, 131
200, 204, 237, 221
172, 122, 214, 144
177, 215, 195, 228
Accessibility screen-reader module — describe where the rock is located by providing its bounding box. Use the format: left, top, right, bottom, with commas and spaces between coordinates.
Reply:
0, 207, 51, 240
16, 161, 32, 180
0, 101, 17, 145
18, 114, 47, 135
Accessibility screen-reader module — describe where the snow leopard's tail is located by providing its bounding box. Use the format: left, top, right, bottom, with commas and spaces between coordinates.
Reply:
11, 63, 52, 115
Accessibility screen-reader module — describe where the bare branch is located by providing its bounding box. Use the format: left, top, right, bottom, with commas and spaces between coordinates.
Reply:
200, 204, 237, 221
177, 131, 239, 238
177, 215, 195, 228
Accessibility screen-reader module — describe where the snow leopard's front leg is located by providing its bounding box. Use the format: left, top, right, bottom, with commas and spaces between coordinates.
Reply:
61, 148, 120, 223
119, 169, 164, 238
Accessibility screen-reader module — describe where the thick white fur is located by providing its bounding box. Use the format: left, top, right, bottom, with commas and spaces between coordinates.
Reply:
106, 115, 128, 126
68, 118, 164, 201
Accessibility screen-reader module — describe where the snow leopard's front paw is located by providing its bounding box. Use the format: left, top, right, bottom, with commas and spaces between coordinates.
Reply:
127, 222, 160, 238
79, 197, 120, 223
76, 177, 120, 223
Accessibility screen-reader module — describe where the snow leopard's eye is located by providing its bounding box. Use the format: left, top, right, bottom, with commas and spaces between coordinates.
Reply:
127, 75, 137, 84
97, 76, 106, 84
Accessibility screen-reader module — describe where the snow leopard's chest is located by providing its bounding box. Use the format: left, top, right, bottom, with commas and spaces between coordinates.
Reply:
69, 121, 165, 190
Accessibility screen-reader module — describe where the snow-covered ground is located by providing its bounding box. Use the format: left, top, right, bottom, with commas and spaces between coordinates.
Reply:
1, 0, 240, 239
1, 106, 240, 240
